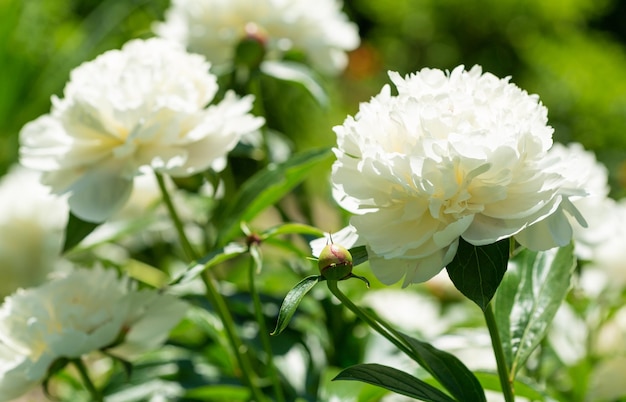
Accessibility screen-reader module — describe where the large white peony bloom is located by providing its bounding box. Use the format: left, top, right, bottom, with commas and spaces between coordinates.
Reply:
154, 0, 359, 74
331, 65, 586, 286
19, 38, 264, 223
0, 267, 187, 400
0, 166, 68, 299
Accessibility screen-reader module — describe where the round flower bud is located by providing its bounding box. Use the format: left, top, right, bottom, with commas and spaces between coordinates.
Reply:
318, 243, 353, 280
234, 23, 267, 71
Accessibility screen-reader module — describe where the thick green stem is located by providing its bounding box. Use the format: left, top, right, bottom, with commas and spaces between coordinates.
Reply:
155, 171, 266, 401
484, 302, 515, 402
248, 248, 285, 402
72, 358, 102, 402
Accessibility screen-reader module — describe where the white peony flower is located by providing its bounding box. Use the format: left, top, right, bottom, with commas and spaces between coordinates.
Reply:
0, 267, 187, 400
0, 166, 68, 299
331, 65, 586, 286
154, 0, 359, 74
581, 198, 626, 293
19, 38, 264, 223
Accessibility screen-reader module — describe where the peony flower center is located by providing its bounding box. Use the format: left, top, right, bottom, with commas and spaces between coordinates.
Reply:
427, 163, 485, 221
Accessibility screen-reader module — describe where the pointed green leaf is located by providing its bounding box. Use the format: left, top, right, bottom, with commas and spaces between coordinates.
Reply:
333, 363, 455, 402
495, 243, 576, 378
62, 212, 100, 253
271, 275, 321, 335
260, 60, 328, 106
446, 238, 510, 310
217, 148, 331, 245
169, 242, 248, 286
399, 332, 487, 402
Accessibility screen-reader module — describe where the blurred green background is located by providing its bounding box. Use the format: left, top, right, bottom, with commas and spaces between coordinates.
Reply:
2, 0, 626, 197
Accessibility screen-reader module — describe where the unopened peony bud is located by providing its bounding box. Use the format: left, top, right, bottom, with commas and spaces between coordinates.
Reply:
318, 243, 353, 280
234, 23, 267, 70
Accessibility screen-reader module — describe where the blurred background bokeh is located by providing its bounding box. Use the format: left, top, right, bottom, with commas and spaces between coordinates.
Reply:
2, 0, 626, 197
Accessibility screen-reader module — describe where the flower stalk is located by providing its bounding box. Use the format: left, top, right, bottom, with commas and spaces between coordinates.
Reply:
248, 246, 285, 402
155, 171, 266, 402
326, 280, 416, 362
72, 358, 102, 402
484, 302, 515, 402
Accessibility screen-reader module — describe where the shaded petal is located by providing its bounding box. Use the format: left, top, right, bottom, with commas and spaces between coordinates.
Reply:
66, 165, 134, 222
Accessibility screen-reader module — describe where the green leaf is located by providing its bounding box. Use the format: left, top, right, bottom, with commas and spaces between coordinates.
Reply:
349, 245, 369, 267
333, 363, 456, 402
184, 385, 250, 400
124, 259, 170, 288
62, 212, 100, 253
399, 332, 487, 402
474, 371, 547, 401
169, 243, 248, 286
271, 275, 321, 335
446, 238, 510, 310
495, 243, 576, 378
261, 222, 325, 240
260, 60, 329, 106
320, 367, 389, 401
217, 147, 331, 245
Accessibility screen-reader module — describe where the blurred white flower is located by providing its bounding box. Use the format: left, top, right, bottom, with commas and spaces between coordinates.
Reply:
0, 166, 68, 299
581, 198, 626, 293
20, 38, 264, 223
592, 304, 626, 357
548, 303, 588, 365
154, 0, 359, 74
587, 356, 626, 402
331, 65, 586, 286
0, 267, 187, 400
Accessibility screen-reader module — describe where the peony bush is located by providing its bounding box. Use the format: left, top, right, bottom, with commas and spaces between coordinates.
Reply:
1, 1, 625, 401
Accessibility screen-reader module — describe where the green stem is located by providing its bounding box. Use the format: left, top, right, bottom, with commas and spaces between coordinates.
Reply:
154, 172, 197, 261
246, 73, 274, 166
200, 274, 266, 402
72, 358, 102, 402
155, 171, 266, 402
484, 302, 515, 402
248, 247, 285, 402
326, 280, 415, 360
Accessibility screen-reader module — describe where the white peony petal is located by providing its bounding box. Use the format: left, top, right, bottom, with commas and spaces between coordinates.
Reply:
108, 292, 188, 359
310, 225, 363, 257
67, 166, 134, 223
0, 345, 42, 402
